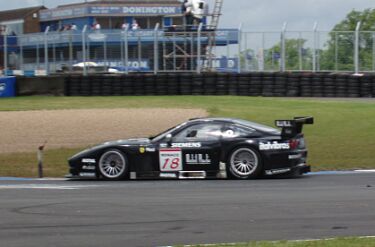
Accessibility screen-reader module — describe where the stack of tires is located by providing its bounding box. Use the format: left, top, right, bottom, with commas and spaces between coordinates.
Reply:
66, 76, 81, 96
300, 74, 312, 97
322, 74, 334, 98
286, 73, 300, 97
334, 74, 348, 98
216, 74, 229, 95
100, 76, 112, 96
273, 73, 287, 97
360, 75, 373, 98
262, 73, 274, 97
347, 75, 360, 98
191, 74, 204, 95
203, 73, 216, 95
143, 74, 156, 95
249, 73, 263, 96
227, 74, 238, 95
180, 73, 192, 95
112, 76, 123, 96
167, 73, 179, 95
238, 74, 250, 96
121, 75, 134, 96
132, 74, 143, 95
155, 74, 168, 95
63, 72, 375, 98
90, 76, 101, 96
312, 74, 328, 97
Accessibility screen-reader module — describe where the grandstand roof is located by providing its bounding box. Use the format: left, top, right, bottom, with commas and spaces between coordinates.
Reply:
0, 6, 46, 23
58, 0, 181, 8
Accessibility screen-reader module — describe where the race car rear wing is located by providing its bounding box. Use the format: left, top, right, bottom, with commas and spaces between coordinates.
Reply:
275, 117, 314, 138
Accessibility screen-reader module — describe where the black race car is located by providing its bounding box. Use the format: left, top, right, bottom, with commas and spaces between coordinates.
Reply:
67, 117, 314, 180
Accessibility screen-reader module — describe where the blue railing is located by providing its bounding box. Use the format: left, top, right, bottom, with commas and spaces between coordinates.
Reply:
17, 29, 239, 47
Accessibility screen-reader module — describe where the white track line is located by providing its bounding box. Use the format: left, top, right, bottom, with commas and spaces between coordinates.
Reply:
0, 184, 97, 190
355, 169, 375, 173
174, 236, 375, 247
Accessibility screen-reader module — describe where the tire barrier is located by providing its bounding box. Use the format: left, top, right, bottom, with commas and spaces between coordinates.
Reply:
64, 72, 375, 98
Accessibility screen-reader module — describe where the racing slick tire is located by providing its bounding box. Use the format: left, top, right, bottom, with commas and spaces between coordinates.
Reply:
227, 147, 263, 179
98, 149, 129, 180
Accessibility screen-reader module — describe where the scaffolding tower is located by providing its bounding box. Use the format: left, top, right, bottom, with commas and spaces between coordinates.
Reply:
162, 0, 224, 72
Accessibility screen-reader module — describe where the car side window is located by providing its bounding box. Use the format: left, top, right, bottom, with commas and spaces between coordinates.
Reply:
222, 124, 255, 139
173, 123, 223, 141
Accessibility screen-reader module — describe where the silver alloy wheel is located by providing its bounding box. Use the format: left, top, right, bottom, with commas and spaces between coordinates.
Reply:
230, 148, 258, 177
99, 150, 127, 179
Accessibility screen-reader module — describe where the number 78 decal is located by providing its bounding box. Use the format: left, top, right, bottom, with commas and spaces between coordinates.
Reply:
159, 148, 183, 172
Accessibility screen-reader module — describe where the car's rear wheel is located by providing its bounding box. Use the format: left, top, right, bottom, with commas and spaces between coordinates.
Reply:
98, 150, 128, 180
227, 147, 262, 179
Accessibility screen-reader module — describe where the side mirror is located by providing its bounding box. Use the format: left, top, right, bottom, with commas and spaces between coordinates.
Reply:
165, 134, 173, 144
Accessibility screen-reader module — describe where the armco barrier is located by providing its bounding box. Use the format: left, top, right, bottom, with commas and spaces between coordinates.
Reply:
63, 72, 373, 98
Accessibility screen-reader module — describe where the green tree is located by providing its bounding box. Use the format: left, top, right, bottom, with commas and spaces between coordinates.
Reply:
264, 39, 312, 71
240, 39, 312, 71
320, 9, 375, 71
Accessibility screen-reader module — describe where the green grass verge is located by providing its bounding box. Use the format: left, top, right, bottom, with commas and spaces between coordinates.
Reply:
178, 237, 375, 247
1, 96, 375, 177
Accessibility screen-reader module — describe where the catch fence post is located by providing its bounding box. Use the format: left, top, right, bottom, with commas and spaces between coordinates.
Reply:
82, 25, 88, 76
3, 27, 8, 76
197, 22, 203, 74
238, 23, 242, 74
124, 25, 129, 74
312, 22, 318, 72
354, 21, 361, 74
280, 22, 288, 72
154, 23, 160, 75
44, 26, 50, 75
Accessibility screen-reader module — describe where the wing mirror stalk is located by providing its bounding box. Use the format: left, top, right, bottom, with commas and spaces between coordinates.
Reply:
165, 134, 173, 145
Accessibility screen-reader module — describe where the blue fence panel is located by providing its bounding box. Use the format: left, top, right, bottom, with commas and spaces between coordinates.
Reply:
0, 76, 16, 97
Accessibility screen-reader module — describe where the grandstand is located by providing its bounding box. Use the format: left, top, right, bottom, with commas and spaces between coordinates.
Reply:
0, 0, 238, 74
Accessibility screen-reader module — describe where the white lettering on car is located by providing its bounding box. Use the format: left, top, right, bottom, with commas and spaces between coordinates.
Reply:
186, 154, 211, 165
82, 159, 96, 163
171, 143, 202, 148
160, 173, 177, 178
82, 165, 96, 171
259, 141, 290, 151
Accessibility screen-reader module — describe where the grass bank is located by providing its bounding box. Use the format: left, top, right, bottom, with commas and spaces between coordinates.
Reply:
1, 96, 374, 177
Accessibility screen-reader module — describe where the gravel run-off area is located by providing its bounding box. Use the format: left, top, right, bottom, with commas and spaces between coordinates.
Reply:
0, 108, 207, 154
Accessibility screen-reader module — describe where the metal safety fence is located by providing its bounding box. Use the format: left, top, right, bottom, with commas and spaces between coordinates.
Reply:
1, 22, 375, 75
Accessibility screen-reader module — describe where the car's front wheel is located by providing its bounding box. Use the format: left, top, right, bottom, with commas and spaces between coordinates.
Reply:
227, 147, 262, 179
98, 150, 128, 180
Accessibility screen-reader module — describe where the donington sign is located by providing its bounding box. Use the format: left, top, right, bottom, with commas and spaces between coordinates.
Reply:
40, 6, 181, 21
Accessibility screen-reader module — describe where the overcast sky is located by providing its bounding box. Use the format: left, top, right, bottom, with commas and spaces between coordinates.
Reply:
3, 0, 375, 31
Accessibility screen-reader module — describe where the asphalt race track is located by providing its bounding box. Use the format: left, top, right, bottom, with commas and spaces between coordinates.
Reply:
0, 173, 374, 247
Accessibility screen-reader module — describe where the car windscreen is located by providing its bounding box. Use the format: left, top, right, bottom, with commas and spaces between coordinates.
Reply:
151, 122, 187, 142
